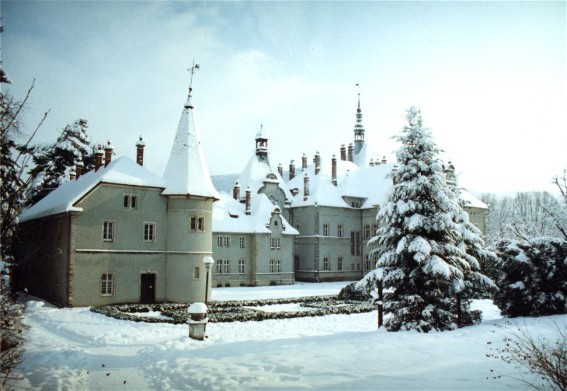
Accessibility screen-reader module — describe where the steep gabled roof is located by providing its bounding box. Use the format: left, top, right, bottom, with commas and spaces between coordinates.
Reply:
212, 192, 298, 235
237, 154, 293, 201
19, 156, 166, 223
162, 92, 219, 199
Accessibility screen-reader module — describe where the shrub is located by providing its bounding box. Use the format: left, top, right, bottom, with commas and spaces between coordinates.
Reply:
494, 238, 567, 317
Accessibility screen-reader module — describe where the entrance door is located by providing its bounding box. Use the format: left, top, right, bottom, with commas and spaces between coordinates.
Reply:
140, 273, 156, 304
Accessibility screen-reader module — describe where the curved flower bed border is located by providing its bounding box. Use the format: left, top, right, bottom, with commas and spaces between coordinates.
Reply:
90, 295, 374, 324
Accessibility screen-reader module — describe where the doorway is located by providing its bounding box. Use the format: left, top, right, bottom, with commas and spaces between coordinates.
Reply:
140, 273, 156, 304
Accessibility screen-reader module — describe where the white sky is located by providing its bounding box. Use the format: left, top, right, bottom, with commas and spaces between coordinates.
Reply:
2, 1, 566, 195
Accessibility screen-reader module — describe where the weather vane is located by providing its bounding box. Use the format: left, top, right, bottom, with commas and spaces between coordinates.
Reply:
188, 61, 200, 93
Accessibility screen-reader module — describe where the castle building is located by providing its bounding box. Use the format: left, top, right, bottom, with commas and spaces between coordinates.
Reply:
14, 81, 219, 306
213, 91, 488, 285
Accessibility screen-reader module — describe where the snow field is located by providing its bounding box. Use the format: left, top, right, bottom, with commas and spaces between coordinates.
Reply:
14, 282, 564, 390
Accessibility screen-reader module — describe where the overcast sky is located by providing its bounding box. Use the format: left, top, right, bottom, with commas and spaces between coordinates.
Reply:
2, 1, 566, 195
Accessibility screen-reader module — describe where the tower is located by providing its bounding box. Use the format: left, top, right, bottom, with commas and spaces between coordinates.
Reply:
255, 124, 269, 163
353, 85, 366, 156
162, 64, 219, 303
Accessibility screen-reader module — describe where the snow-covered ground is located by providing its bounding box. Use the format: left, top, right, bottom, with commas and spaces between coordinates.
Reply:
13, 282, 565, 390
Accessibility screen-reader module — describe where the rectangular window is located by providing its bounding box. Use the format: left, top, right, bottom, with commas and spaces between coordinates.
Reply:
123, 195, 137, 209
270, 237, 281, 249
338, 257, 343, 271
240, 237, 246, 248
217, 236, 230, 247
216, 260, 223, 274
364, 224, 371, 239
323, 224, 329, 236
144, 223, 155, 242
238, 259, 245, 274
351, 231, 361, 255
338, 224, 344, 238
351, 263, 355, 271
103, 220, 114, 241
191, 217, 205, 232
365, 259, 372, 271
101, 273, 113, 296
269, 259, 282, 273
193, 266, 200, 280
323, 257, 330, 271
357, 263, 361, 271
223, 259, 230, 274
373, 224, 378, 236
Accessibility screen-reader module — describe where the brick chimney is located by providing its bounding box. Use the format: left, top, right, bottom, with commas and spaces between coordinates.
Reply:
104, 140, 113, 167
314, 151, 321, 175
245, 187, 251, 215
302, 153, 307, 171
277, 163, 283, 177
136, 135, 145, 166
232, 181, 240, 200
340, 144, 346, 161
95, 146, 104, 171
289, 160, 295, 181
303, 173, 310, 201
332, 155, 337, 186
76, 159, 83, 178
347, 143, 354, 162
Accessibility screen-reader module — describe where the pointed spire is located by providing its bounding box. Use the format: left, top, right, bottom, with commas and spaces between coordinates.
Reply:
353, 83, 366, 156
162, 66, 219, 199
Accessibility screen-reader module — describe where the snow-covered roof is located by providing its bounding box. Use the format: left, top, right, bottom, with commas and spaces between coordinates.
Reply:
237, 154, 293, 201
162, 94, 219, 199
460, 190, 488, 209
212, 192, 298, 235
287, 159, 393, 209
19, 156, 166, 223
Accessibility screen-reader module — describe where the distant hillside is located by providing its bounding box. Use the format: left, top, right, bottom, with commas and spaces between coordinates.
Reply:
211, 174, 239, 194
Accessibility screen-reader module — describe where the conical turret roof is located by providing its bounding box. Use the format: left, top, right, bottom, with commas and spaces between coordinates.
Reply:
162, 88, 219, 199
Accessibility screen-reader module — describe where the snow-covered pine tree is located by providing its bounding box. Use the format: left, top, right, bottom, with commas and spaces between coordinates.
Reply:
26, 119, 94, 206
448, 176, 497, 324
368, 107, 474, 332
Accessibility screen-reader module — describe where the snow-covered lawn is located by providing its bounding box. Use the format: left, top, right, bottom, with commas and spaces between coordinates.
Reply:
13, 282, 564, 390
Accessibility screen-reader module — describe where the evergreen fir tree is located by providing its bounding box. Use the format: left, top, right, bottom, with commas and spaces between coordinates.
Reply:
26, 119, 94, 206
448, 176, 498, 324
369, 107, 478, 332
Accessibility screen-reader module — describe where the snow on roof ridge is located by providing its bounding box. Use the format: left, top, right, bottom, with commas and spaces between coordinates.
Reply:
19, 156, 166, 223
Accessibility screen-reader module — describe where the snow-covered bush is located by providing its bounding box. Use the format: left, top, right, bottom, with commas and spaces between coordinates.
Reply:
338, 282, 372, 301
494, 237, 567, 317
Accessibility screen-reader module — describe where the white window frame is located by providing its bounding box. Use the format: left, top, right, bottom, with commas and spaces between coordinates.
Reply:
193, 266, 200, 280
239, 236, 246, 248
223, 259, 230, 274
217, 236, 230, 248
323, 257, 330, 271
144, 222, 156, 242
337, 224, 344, 238
238, 259, 245, 274
191, 216, 205, 232
323, 224, 329, 236
102, 220, 115, 242
123, 194, 137, 209
101, 273, 114, 296
337, 257, 343, 271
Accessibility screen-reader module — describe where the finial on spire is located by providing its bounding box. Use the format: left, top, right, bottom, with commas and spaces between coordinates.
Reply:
185, 61, 200, 109
356, 83, 361, 112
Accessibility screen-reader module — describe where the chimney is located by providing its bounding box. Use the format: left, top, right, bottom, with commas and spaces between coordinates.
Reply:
332, 155, 337, 186
340, 144, 346, 161
232, 181, 240, 200
245, 187, 251, 215
69, 168, 76, 181
104, 140, 113, 167
369, 158, 374, 167
289, 160, 295, 181
136, 135, 145, 166
382, 156, 387, 164
76, 159, 83, 178
314, 151, 321, 175
277, 163, 283, 177
347, 143, 354, 162
302, 153, 307, 171
95, 146, 104, 171
303, 173, 310, 201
